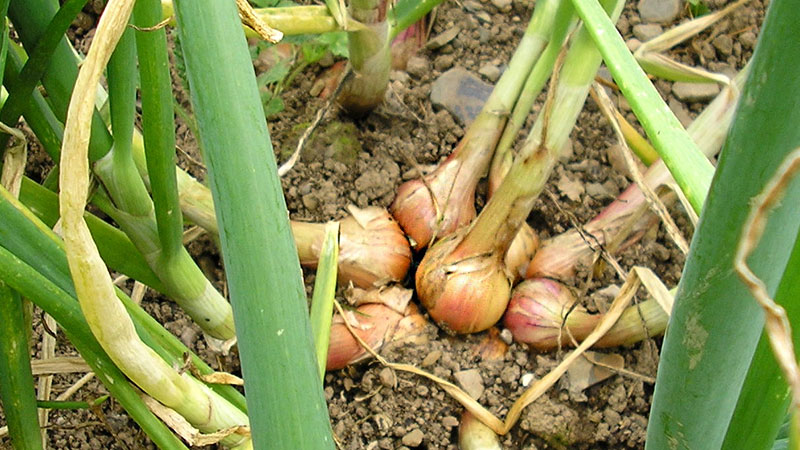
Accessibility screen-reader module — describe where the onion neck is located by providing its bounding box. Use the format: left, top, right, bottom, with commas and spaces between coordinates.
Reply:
291, 220, 324, 265
453, 140, 558, 261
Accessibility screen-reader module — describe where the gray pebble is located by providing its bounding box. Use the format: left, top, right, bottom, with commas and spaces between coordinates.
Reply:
632, 23, 663, 42
491, 0, 512, 10
712, 34, 734, 56
672, 81, 721, 102
406, 56, 430, 78
402, 429, 424, 447
430, 68, 492, 126
638, 0, 681, 23
478, 63, 502, 82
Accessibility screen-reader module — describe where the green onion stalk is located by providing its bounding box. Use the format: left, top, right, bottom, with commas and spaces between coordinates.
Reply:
338, 0, 391, 116
488, 0, 577, 196
57, 0, 250, 446
92, 8, 235, 340
526, 67, 746, 280
161, 1, 342, 36
0, 283, 44, 450
6, 0, 236, 340
1, 180, 248, 438
390, 0, 560, 251
414, 0, 624, 334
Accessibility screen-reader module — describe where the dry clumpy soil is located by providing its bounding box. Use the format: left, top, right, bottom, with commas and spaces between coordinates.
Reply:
0, 0, 764, 448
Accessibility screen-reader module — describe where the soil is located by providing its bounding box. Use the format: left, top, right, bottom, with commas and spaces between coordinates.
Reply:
0, 0, 764, 449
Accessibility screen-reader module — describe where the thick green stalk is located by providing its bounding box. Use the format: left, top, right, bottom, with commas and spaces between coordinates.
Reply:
18, 177, 165, 291
7, 43, 235, 340
7, 0, 114, 162
646, 0, 800, 447
339, 0, 391, 116
57, 1, 250, 445
489, 0, 575, 194
0, 0, 85, 153
6, 23, 236, 339
0, 247, 189, 450
3, 46, 65, 160
134, 0, 183, 259
570, 0, 714, 214
107, 27, 152, 215
0, 283, 44, 450
161, 2, 342, 36
461, 0, 623, 257
1, 184, 247, 412
88, 193, 237, 339
172, 0, 334, 447
722, 232, 800, 450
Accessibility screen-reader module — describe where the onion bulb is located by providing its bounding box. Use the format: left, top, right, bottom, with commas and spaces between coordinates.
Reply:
294, 206, 411, 288
326, 287, 427, 370
415, 228, 513, 334
504, 278, 667, 350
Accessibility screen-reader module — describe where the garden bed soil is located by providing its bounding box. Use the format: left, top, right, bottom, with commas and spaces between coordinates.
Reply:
1, 0, 763, 448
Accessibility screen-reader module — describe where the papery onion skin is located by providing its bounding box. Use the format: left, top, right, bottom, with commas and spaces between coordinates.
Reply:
338, 206, 412, 287
390, 154, 478, 250
415, 230, 513, 334
503, 278, 597, 350
459, 411, 502, 450
326, 302, 427, 370
294, 206, 411, 288
326, 303, 403, 370
504, 222, 540, 280
505, 278, 668, 350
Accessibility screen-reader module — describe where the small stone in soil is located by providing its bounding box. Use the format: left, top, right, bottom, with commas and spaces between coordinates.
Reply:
463, 0, 482, 11
402, 428, 425, 447
442, 416, 459, 428
406, 56, 430, 79
430, 68, 492, 126
626, 38, 642, 52
499, 328, 513, 345
478, 63, 502, 83
672, 81, 721, 102
454, 368, 485, 400
521, 373, 534, 387
632, 23, 664, 42
637, 0, 681, 24
557, 173, 585, 202
426, 26, 461, 50
668, 97, 693, 127
422, 349, 442, 367
739, 31, 757, 49
379, 367, 397, 388
491, 0, 512, 10
712, 34, 734, 56
585, 182, 613, 200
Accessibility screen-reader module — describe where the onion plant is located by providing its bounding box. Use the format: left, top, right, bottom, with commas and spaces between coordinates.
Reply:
4, 0, 799, 447
415, 0, 623, 334
1, 0, 336, 446
391, 0, 560, 250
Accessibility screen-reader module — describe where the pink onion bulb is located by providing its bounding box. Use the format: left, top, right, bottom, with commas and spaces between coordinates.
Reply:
415, 229, 513, 334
